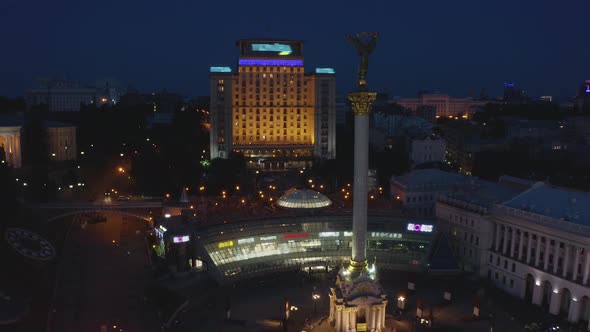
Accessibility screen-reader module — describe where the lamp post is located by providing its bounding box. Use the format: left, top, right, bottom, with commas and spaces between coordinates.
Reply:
312, 291, 321, 313
397, 296, 406, 311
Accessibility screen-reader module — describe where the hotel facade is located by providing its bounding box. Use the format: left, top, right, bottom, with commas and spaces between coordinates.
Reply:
209, 39, 336, 169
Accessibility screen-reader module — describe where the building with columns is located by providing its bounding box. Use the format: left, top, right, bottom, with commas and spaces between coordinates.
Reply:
437, 181, 590, 328
0, 116, 22, 168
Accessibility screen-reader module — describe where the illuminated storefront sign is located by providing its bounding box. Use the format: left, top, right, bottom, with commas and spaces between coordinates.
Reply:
210, 66, 231, 73
370, 232, 402, 239
407, 223, 434, 233
283, 233, 309, 239
344, 231, 353, 237
238, 237, 255, 245
173, 235, 190, 243
155, 229, 164, 239
315, 68, 335, 74
218, 240, 234, 248
239, 59, 303, 67
252, 43, 292, 55
260, 235, 277, 241
319, 232, 339, 237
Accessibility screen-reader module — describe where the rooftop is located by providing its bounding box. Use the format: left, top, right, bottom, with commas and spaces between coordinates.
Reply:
0, 114, 74, 128
0, 114, 23, 127
276, 188, 332, 209
502, 183, 590, 226
392, 169, 472, 190
438, 177, 532, 211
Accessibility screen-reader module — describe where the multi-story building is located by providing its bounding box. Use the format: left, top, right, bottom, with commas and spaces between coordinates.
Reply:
397, 94, 484, 118
439, 121, 506, 175
437, 180, 590, 326
335, 93, 348, 127
390, 169, 473, 217
209, 39, 336, 169
47, 121, 77, 161
25, 79, 122, 112
410, 136, 446, 166
436, 175, 533, 274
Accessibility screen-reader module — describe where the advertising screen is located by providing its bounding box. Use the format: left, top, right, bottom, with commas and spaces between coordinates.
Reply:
240, 40, 303, 57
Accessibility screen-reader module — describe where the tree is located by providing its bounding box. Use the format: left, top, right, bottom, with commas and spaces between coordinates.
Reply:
0, 160, 18, 231
23, 105, 50, 202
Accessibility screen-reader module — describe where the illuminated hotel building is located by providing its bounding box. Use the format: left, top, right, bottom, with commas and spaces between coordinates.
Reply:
209, 39, 336, 169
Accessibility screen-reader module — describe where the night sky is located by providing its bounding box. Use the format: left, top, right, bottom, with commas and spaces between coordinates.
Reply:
1, 0, 589, 99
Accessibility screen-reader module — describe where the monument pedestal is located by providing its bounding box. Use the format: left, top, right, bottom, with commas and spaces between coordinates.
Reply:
329, 266, 387, 332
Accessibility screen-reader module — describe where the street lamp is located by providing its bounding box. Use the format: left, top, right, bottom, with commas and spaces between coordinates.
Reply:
312, 292, 321, 313
397, 296, 406, 311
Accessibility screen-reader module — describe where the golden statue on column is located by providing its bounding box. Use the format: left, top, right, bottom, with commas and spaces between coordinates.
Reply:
327, 32, 387, 332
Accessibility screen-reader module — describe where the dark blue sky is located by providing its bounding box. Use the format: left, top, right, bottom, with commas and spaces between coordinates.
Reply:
1, 0, 589, 99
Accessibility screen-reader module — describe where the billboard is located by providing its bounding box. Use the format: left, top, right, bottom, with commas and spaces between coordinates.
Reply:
239, 40, 303, 58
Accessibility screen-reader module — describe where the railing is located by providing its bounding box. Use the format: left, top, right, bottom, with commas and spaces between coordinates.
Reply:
437, 195, 489, 214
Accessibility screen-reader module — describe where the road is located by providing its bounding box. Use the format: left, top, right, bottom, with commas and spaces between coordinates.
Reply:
47, 211, 160, 332
37, 200, 162, 209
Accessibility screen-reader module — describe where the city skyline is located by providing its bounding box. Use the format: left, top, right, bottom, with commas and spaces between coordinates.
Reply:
1, 0, 589, 99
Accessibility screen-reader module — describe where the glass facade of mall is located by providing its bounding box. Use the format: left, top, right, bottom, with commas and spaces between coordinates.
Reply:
195, 215, 436, 282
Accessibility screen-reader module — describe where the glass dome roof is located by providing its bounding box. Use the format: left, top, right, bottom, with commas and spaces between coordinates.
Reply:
276, 188, 332, 209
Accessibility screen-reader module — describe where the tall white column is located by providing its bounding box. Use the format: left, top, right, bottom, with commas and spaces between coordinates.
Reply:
568, 298, 581, 323
336, 308, 342, 331
573, 247, 581, 282
1, 135, 7, 162
350, 97, 372, 265
553, 242, 560, 274
502, 227, 509, 254
544, 238, 550, 271
526, 233, 533, 264
532, 283, 543, 306
535, 235, 542, 267
495, 224, 501, 252
371, 308, 376, 330
583, 252, 590, 284
518, 230, 525, 260
549, 290, 560, 315
382, 305, 385, 327
563, 245, 571, 278
15, 133, 21, 168
7, 135, 14, 165
510, 228, 517, 258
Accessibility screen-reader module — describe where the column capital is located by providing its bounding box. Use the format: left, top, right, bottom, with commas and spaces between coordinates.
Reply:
348, 91, 377, 115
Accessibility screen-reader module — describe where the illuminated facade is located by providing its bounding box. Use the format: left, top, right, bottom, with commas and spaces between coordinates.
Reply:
209, 39, 336, 168
437, 181, 590, 327
154, 213, 435, 281
197, 215, 434, 282
397, 94, 484, 118
0, 121, 22, 168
